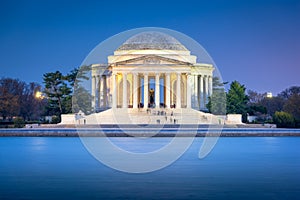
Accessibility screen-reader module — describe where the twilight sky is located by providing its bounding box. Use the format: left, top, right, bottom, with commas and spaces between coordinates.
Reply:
0, 0, 299, 95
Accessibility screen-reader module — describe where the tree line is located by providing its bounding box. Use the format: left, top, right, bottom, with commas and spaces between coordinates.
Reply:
0, 78, 45, 122
0, 67, 82, 125
207, 79, 300, 128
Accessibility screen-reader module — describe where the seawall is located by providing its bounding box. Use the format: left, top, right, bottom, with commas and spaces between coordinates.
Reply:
0, 127, 300, 137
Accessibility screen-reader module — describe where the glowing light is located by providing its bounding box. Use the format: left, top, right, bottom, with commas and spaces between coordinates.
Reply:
266, 92, 273, 98
35, 91, 44, 99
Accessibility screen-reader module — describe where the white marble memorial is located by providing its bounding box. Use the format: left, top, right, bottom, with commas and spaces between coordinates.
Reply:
65, 31, 226, 125
91, 31, 214, 111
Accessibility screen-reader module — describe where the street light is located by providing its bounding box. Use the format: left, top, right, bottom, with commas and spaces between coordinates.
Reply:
35, 91, 44, 99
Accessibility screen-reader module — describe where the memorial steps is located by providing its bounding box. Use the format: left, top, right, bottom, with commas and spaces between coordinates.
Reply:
82, 108, 223, 125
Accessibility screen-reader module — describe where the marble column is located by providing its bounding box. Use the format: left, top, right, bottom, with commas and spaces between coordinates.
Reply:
208, 76, 213, 97
143, 73, 148, 108
103, 75, 107, 108
165, 73, 170, 108
97, 75, 101, 108
199, 75, 203, 109
155, 73, 160, 108
186, 74, 192, 108
176, 73, 181, 108
112, 73, 117, 108
122, 73, 127, 108
133, 73, 138, 109
204, 75, 209, 106
194, 75, 198, 108
92, 75, 96, 109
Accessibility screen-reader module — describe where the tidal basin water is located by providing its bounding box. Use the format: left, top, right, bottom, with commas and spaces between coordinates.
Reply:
0, 137, 299, 200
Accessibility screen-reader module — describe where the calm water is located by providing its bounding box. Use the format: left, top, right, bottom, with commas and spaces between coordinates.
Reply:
0, 137, 299, 200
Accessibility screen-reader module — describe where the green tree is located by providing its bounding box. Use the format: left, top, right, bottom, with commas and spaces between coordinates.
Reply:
207, 76, 227, 115
43, 66, 92, 119
226, 81, 248, 122
62, 67, 86, 114
72, 65, 92, 114
65, 68, 79, 88
13, 117, 25, 128
72, 86, 93, 114
212, 76, 228, 88
273, 111, 295, 128
43, 71, 72, 118
247, 105, 267, 116
207, 88, 226, 115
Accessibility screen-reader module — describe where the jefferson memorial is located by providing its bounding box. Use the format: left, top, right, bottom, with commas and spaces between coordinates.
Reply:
65, 31, 229, 124
92, 32, 213, 111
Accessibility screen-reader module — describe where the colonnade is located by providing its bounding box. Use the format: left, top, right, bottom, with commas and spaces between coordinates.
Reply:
109, 72, 213, 110
191, 74, 213, 109
91, 75, 109, 109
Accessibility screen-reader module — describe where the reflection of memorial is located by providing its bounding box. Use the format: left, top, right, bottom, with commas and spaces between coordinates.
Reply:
91, 31, 214, 111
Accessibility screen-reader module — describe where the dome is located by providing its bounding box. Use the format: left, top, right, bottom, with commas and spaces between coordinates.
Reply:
117, 31, 188, 51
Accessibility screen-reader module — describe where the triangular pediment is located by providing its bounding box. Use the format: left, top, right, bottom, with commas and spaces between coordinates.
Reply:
114, 55, 192, 66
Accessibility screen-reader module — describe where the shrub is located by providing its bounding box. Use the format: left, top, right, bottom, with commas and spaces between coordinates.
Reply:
273, 111, 295, 128
13, 117, 25, 128
51, 115, 61, 124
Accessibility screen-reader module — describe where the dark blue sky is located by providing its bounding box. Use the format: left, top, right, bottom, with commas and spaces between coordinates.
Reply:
0, 0, 299, 94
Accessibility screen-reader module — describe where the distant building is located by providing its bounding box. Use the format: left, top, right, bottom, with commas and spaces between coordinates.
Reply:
266, 92, 273, 98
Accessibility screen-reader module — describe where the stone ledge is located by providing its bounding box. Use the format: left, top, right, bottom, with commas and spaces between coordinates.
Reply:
0, 128, 300, 137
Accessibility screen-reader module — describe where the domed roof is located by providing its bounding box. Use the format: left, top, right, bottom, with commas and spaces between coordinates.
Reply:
117, 31, 188, 51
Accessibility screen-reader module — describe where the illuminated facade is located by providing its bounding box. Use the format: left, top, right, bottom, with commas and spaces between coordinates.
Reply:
91, 31, 214, 111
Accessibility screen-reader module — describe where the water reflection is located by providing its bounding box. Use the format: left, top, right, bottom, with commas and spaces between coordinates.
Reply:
107, 137, 173, 153
0, 137, 299, 200
30, 137, 47, 151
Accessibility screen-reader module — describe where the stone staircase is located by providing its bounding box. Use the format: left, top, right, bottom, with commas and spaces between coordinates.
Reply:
83, 108, 224, 125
